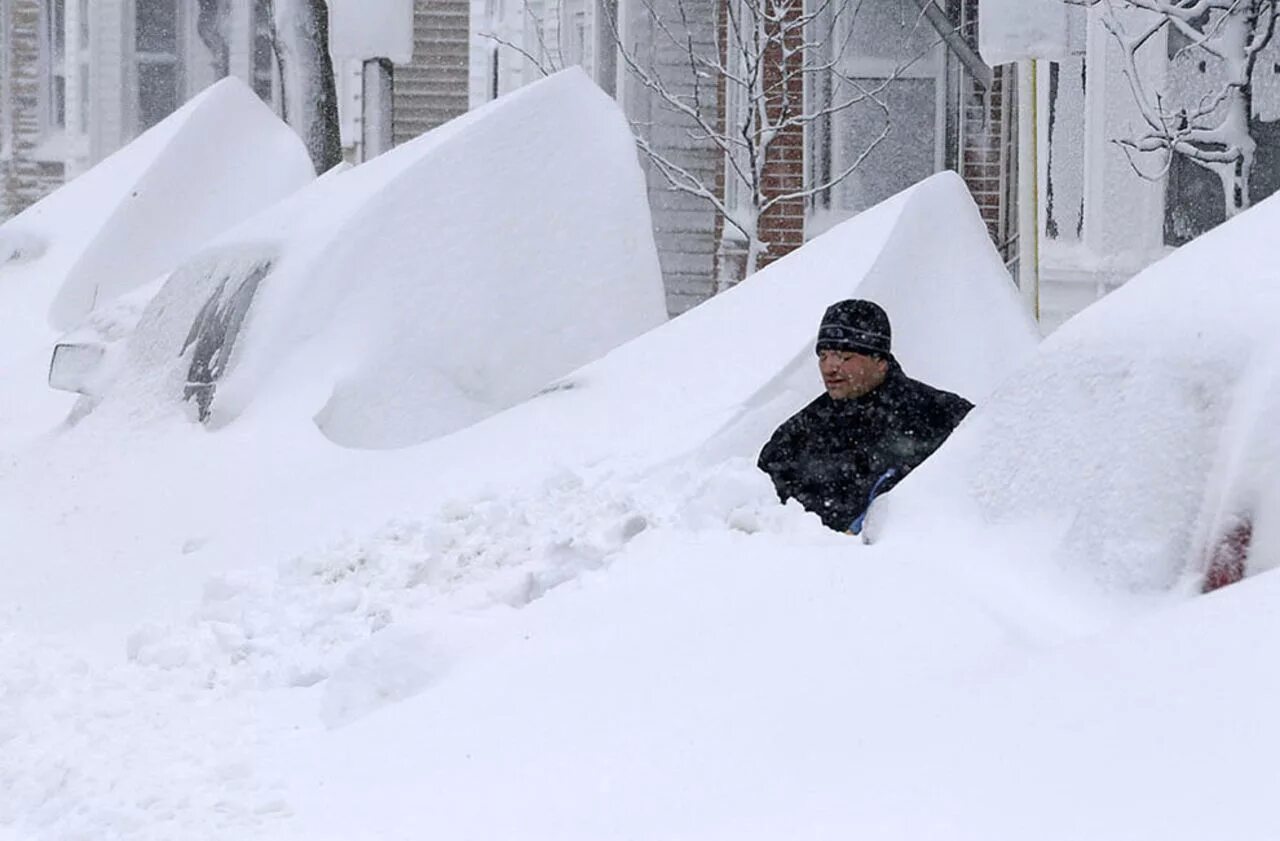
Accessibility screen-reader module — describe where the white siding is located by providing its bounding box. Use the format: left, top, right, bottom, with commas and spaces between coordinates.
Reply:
394, 0, 470, 144
618, 0, 719, 314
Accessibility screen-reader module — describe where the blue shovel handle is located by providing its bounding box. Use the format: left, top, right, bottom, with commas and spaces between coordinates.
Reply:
849, 468, 899, 535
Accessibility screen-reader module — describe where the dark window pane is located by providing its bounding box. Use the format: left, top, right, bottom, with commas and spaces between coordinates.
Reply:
138, 60, 178, 129
1165, 117, 1280, 246
53, 74, 66, 127
78, 63, 88, 132
835, 77, 937, 214
51, 0, 66, 62
136, 0, 177, 54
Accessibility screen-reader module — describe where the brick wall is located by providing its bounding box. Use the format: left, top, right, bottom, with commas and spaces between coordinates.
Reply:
1, 0, 65, 220
393, 0, 471, 144
753, 0, 805, 270
957, 0, 1015, 265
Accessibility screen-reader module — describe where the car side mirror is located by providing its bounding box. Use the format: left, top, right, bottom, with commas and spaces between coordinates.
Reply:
48, 342, 107, 395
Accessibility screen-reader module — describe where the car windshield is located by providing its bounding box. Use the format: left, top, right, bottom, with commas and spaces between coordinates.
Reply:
179, 255, 275, 421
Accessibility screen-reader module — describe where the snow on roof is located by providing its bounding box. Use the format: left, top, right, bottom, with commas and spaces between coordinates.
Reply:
108, 67, 667, 449
875, 184, 1280, 594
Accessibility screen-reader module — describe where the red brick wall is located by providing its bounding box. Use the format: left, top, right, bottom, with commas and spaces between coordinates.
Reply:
957, 0, 1014, 263
712, 0, 806, 277
755, 0, 805, 269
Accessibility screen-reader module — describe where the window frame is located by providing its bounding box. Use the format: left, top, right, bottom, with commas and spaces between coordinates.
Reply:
806, 0, 948, 223
42, 0, 68, 136
128, 0, 185, 135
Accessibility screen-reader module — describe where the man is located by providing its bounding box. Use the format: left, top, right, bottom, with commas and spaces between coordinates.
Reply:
758, 299, 972, 532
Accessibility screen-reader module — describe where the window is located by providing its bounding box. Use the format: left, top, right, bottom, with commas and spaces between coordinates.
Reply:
830, 77, 939, 214
180, 253, 276, 422
134, 0, 181, 131
1, 0, 11, 160
559, 0, 587, 68
808, 0, 946, 231
1161, 17, 1280, 245
44, 0, 67, 131
68, 0, 89, 138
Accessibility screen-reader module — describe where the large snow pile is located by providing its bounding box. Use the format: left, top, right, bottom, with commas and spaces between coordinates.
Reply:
91, 67, 666, 449
875, 188, 1280, 593
459, 169, 1040, 472
273, 511, 1280, 841
0, 170, 1040, 838
0, 78, 312, 441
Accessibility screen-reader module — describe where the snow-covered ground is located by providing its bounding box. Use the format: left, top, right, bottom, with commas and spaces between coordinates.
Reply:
4, 70, 1280, 840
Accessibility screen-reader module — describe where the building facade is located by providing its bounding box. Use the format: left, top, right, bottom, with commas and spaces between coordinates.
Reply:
1025, 3, 1280, 331
471, 0, 1016, 314
4, 0, 1019, 320
0, 0, 464, 219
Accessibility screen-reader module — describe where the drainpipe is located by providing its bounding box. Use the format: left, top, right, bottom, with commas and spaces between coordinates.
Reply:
1017, 59, 1040, 320
908, 0, 993, 89
361, 58, 394, 160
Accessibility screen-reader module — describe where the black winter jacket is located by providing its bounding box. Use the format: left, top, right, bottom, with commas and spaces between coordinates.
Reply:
757, 361, 972, 531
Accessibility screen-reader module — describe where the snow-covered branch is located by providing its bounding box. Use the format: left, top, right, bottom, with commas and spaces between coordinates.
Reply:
1101, 0, 1277, 216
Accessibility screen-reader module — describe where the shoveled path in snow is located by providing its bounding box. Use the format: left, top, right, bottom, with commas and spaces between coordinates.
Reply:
2, 461, 841, 838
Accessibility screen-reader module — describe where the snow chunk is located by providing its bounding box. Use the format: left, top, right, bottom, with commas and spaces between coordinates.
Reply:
111, 67, 666, 449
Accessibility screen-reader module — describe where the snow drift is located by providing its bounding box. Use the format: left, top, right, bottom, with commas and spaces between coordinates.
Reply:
0, 78, 313, 440
98, 67, 667, 449
874, 187, 1280, 593
461, 169, 1040, 472
0, 156, 1058, 839
0, 77, 312, 334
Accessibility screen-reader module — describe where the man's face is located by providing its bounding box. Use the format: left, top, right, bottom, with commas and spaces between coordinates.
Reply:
818, 349, 888, 400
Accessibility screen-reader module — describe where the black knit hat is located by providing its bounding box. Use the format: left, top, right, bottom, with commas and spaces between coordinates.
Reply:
815, 299, 891, 357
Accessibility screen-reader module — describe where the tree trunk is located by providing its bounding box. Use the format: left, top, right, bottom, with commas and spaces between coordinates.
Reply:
196, 0, 231, 78
1221, 12, 1255, 217
269, 0, 343, 173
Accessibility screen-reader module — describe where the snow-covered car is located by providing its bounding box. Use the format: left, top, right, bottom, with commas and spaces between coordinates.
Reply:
56, 68, 667, 450
0, 77, 312, 439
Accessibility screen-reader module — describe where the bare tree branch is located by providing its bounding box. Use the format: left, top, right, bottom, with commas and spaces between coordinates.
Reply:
1101, 0, 1277, 216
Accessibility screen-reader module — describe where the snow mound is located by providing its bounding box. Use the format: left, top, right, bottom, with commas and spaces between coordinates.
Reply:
468, 170, 1039, 472
0, 78, 312, 442
0, 172, 1040, 836
3, 77, 313, 334
104, 67, 666, 449
876, 188, 1280, 593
